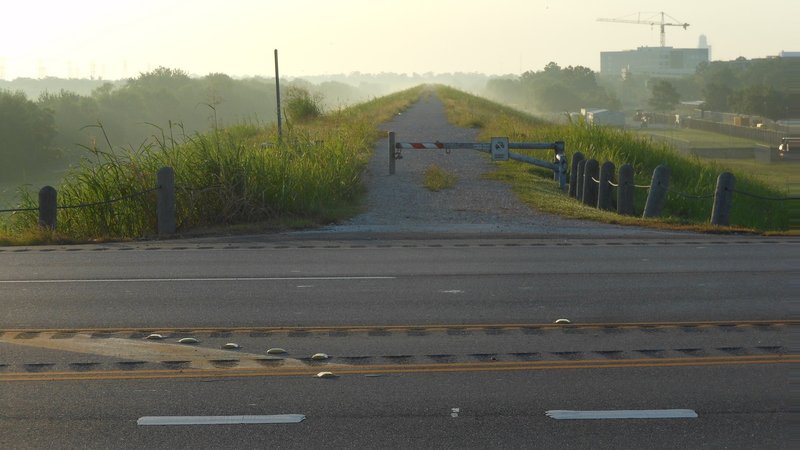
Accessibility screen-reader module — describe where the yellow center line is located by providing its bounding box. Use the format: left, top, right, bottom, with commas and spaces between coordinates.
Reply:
1, 319, 796, 335
1, 355, 795, 382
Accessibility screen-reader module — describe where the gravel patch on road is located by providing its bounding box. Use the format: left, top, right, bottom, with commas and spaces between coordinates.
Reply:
296, 96, 690, 239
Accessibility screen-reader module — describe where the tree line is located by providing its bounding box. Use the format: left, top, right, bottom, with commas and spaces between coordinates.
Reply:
0, 68, 380, 183
483, 57, 797, 121
692, 57, 797, 119
484, 62, 621, 113
611, 57, 798, 119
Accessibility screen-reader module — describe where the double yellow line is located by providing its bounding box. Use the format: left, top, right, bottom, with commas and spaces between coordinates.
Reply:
2, 319, 795, 335
2, 355, 794, 382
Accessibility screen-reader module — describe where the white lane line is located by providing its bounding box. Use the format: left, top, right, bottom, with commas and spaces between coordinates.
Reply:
546, 409, 698, 420
137, 414, 306, 425
0, 276, 395, 284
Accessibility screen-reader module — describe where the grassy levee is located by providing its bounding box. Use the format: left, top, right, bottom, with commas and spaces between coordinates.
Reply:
0, 86, 425, 244
435, 85, 791, 233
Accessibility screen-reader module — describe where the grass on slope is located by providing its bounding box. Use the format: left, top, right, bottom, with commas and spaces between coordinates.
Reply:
434, 85, 792, 233
0, 86, 426, 245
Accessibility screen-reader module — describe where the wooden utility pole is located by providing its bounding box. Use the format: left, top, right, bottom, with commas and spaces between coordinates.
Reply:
274, 49, 282, 141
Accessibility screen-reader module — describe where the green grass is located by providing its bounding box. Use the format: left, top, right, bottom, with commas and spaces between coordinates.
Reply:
0, 86, 426, 244
1, 83, 794, 243
434, 85, 792, 233
423, 165, 458, 191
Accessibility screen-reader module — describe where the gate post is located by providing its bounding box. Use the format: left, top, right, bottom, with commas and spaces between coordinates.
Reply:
38, 186, 57, 230
711, 172, 735, 226
157, 167, 176, 236
582, 159, 599, 207
388, 131, 396, 175
569, 152, 585, 198
554, 141, 567, 191
597, 161, 615, 211
617, 164, 635, 216
643, 165, 670, 218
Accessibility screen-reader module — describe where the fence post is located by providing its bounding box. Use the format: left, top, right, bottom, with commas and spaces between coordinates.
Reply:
569, 152, 584, 198
388, 131, 396, 175
643, 164, 670, 218
157, 167, 176, 236
575, 159, 586, 202
617, 164, 635, 216
597, 161, 615, 211
38, 186, 57, 230
711, 172, 736, 226
582, 159, 599, 207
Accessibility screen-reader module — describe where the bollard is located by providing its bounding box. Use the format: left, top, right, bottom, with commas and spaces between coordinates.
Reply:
581, 159, 599, 207
597, 161, 616, 211
617, 164, 635, 216
711, 172, 735, 226
569, 152, 585, 198
388, 131, 396, 175
643, 164, 670, 218
38, 186, 57, 230
575, 159, 586, 202
157, 167, 176, 236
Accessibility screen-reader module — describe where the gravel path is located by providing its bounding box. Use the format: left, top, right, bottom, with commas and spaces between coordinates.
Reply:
297, 95, 689, 239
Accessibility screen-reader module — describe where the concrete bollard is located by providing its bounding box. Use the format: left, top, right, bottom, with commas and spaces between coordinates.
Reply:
711, 172, 736, 226
569, 152, 585, 198
157, 167, 176, 236
388, 131, 396, 175
582, 159, 600, 207
617, 164, 635, 216
643, 164, 670, 218
38, 186, 57, 230
597, 161, 616, 211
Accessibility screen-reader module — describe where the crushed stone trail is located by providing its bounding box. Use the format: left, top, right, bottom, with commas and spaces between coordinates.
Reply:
297, 95, 694, 239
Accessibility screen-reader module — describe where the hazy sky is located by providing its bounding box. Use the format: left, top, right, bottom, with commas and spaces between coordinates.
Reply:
1, 0, 797, 80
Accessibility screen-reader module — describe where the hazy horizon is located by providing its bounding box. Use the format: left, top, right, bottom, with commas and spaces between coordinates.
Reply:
1, 0, 797, 81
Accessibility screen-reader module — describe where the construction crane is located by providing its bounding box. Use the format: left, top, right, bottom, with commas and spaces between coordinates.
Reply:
598, 11, 689, 47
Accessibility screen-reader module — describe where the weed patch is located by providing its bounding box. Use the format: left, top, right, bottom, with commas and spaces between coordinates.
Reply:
423, 165, 458, 191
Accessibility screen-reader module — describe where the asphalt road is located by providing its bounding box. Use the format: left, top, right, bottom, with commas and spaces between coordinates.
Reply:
0, 236, 795, 327
0, 235, 795, 449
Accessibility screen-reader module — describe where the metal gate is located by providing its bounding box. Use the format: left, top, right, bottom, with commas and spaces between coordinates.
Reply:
387, 132, 568, 191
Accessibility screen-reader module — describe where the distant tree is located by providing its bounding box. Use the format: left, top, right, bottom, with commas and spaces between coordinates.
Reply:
729, 84, 787, 119
507, 63, 619, 112
701, 83, 732, 111
127, 67, 191, 91
648, 80, 680, 111
0, 90, 57, 178
37, 90, 100, 155
693, 58, 796, 118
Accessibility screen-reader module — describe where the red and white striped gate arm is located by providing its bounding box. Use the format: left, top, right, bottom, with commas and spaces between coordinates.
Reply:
395, 142, 445, 150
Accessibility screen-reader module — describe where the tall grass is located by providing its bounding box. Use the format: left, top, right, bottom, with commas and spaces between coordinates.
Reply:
435, 85, 790, 231
1, 86, 425, 242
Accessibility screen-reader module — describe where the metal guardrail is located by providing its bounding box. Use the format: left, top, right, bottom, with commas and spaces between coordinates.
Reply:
388, 132, 568, 191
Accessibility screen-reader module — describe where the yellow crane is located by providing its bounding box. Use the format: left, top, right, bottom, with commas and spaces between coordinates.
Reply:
598, 11, 689, 47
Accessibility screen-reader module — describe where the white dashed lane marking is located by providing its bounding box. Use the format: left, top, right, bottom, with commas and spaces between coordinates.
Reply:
137, 414, 306, 425
546, 409, 698, 420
